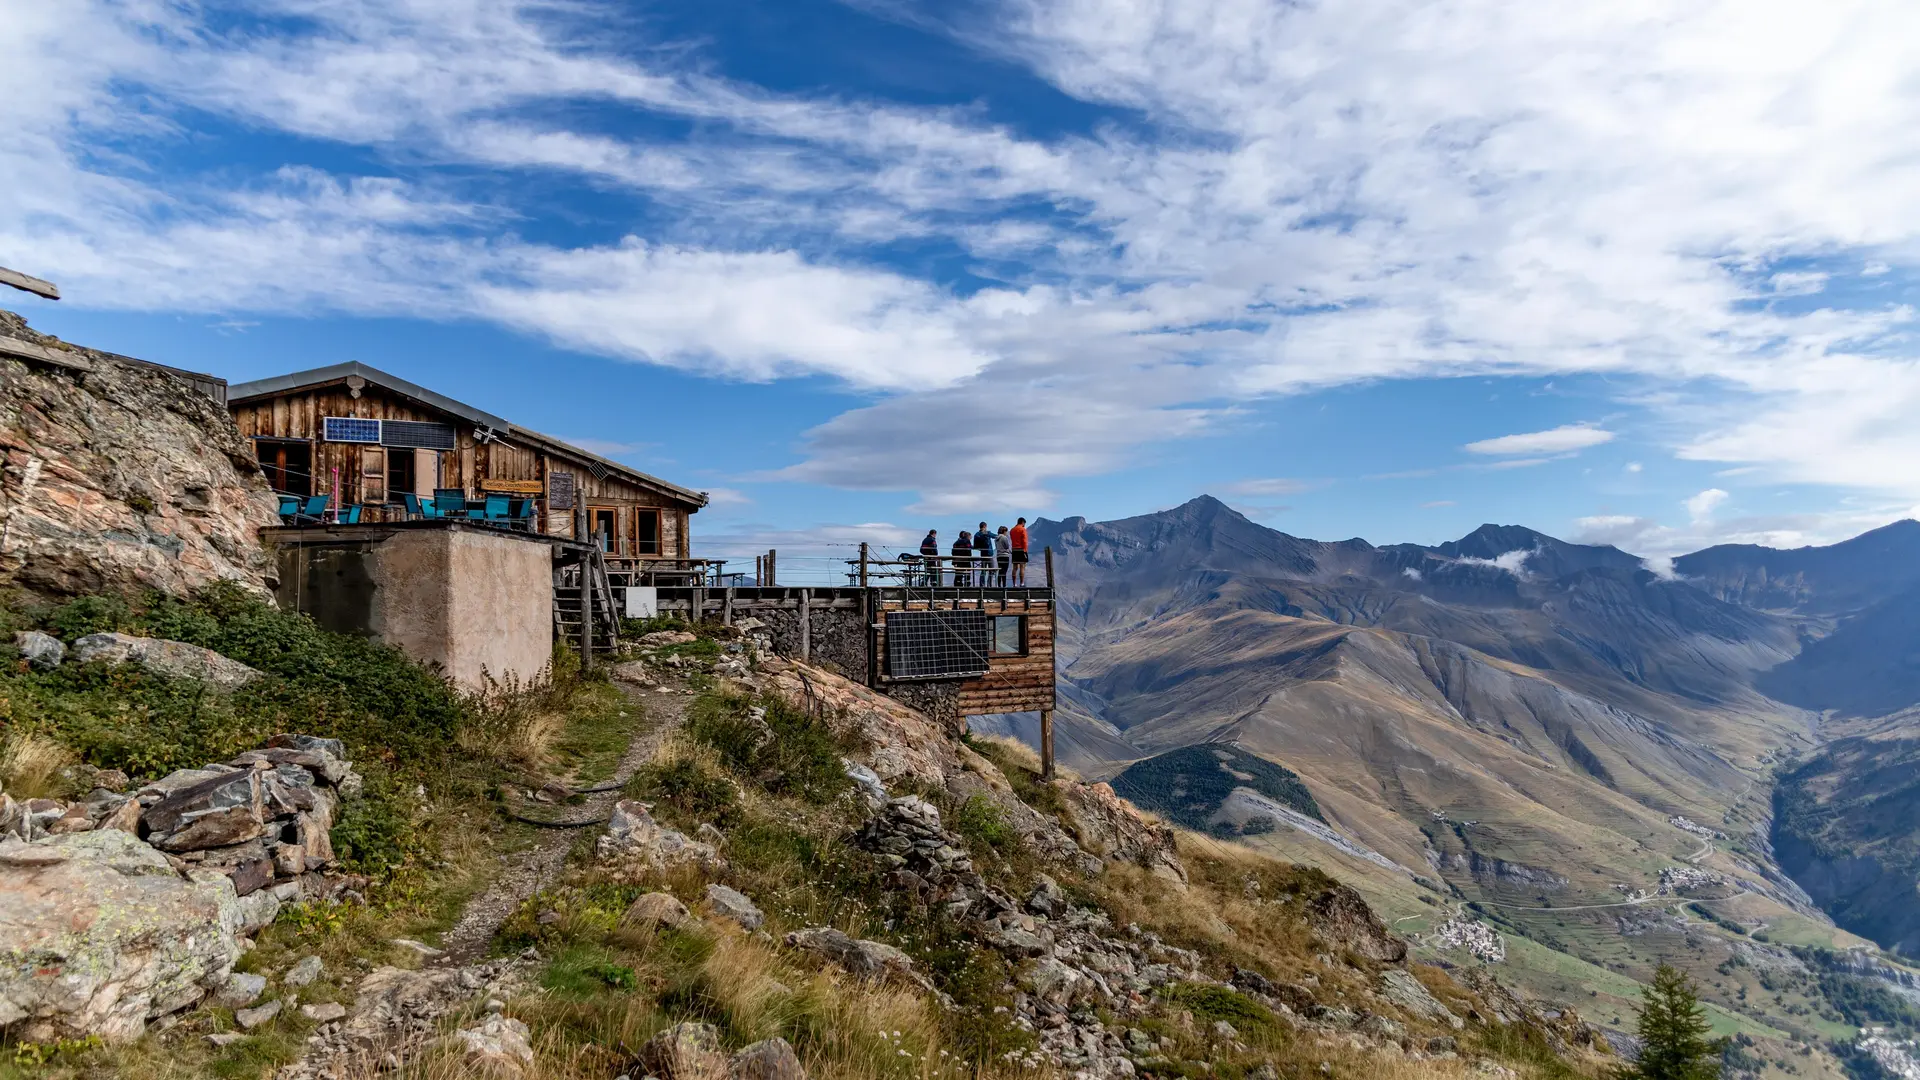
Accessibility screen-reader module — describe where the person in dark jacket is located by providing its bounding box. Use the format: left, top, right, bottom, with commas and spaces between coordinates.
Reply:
919, 529, 940, 586
973, 521, 995, 580
951, 527, 975, 586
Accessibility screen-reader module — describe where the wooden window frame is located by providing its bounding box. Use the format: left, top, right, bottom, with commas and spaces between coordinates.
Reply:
989, 614, 1028, 657
255, 437, 313, 498
588, 505, 621, 553
631, 507, 662, 558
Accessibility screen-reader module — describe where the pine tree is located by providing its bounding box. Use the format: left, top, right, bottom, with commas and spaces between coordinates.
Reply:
1618, 964, 1725, 1080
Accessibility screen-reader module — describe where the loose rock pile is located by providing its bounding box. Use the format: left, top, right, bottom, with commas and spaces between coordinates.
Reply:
0, 734, 366, 1042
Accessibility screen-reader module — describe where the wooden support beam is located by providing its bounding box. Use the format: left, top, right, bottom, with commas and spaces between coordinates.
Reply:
723, 586, 736, 626
799, 588, 812, 661
1040, 709, 1055, 780
0, 266, 59, 300
1044, 546, 1054, 590
580, 555, 595, 672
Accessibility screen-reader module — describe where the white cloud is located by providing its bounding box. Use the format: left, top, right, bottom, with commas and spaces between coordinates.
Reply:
1685, 487, 1731, 522
1642, 555, 1679, 581
1464, 425, 1616, 457
1226, 477, 1312, 497
1401, 566, 1423, 581
8, 0, 1920, 510
1421, 500, 1455, 508
1625, 462, 1643, 473
1456, 548, 1535, 577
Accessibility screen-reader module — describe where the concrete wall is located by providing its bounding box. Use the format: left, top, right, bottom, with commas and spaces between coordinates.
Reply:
273, 525, 554, 689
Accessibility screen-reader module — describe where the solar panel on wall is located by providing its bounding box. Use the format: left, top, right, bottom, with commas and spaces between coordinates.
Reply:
379, 420, 458, 450
885, 609, 992, 680
322, 416, 381, 443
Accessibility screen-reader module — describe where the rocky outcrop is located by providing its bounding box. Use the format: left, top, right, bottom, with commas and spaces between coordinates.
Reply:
0, 829, 243, 1042
1050, 779, 1188, 886
755, 659, 1174, 882
0, 307, 278, 600
598, 800, 725, 872
1305, 883, 1409, 963
69, 632, 262, 688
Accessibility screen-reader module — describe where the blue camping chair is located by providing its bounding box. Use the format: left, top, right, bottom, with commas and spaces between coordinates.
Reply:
294, 494, 330, 525
482, 493, 511, 525
512, 498, 537, 531
340, 504, 363, 524
434, 489, 469, 518
399, 492, 427, 520
276, 494, 300, 522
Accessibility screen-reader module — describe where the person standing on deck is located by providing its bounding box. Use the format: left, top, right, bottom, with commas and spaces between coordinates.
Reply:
973, 521, 995, 584
1009, 517, 1029, 585
996, 525, 1012, 585
920, 529, 941, 586
951, 527, 975, 587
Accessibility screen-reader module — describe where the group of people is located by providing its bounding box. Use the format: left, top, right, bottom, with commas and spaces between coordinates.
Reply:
915, 518, 1031, 587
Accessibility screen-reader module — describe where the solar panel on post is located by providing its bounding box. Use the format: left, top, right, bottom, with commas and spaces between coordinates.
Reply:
886, 609, 991, 680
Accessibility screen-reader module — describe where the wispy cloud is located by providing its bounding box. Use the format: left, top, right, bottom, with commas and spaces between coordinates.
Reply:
1225, 477, 1313, 497
1464, 425, 1615, 457
7, 0, 1920, 517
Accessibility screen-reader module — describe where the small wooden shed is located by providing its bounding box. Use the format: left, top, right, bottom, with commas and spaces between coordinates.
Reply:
227, 362, 707, 555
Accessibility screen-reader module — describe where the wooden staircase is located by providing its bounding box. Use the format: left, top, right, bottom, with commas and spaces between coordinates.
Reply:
554, 551, 621, 655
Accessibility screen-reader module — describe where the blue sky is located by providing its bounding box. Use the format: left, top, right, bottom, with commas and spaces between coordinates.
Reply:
7, 0, 1920, 581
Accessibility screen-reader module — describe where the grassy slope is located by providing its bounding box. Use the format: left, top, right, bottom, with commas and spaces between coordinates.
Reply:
406, 681, 1615, 1080
0, 586, 639, 1079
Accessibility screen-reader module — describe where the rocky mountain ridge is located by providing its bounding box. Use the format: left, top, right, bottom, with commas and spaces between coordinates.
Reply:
973, 495, 1920, 1073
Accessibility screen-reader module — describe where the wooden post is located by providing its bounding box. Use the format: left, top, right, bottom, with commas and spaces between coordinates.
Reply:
858, 542, 869, 587
799, 588, 812, 661
755, 555, 763, 587
723, 586, 736, 626
767, 548, 777, 587
1040, 709, 1055, 780
1044, 545, 1055, 589
580, 552, 595, 672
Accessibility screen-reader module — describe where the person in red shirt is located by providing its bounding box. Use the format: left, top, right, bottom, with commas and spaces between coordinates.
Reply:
1009, 517, 1029, 586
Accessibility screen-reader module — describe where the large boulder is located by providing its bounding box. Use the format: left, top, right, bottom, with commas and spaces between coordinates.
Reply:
0, 829, 242, 1042
637, 1021, 730, 1080
783, 928, 930, 991
69, 633, 261, 689
730, 1037, 806, 1080
12, 630, 64, 671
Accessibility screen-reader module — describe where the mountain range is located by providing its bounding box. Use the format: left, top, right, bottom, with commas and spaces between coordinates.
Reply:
975, 496, 1920, 1063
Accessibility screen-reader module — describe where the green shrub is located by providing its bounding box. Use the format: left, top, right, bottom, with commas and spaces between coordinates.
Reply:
1160, 984, 1277, 1033
686, 689, 848, 803
951, 795, 1016, 852
329, 770, 419, 876
45, 595, 129, 640
625, 757, 740, 829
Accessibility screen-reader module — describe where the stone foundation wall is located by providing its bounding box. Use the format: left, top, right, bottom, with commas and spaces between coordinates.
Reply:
884, 680, 963, 738
756, 605, 869, 683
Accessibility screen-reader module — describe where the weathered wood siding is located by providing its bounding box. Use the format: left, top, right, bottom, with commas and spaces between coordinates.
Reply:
874, 599, 1056, 716
231, 382, 694, 556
